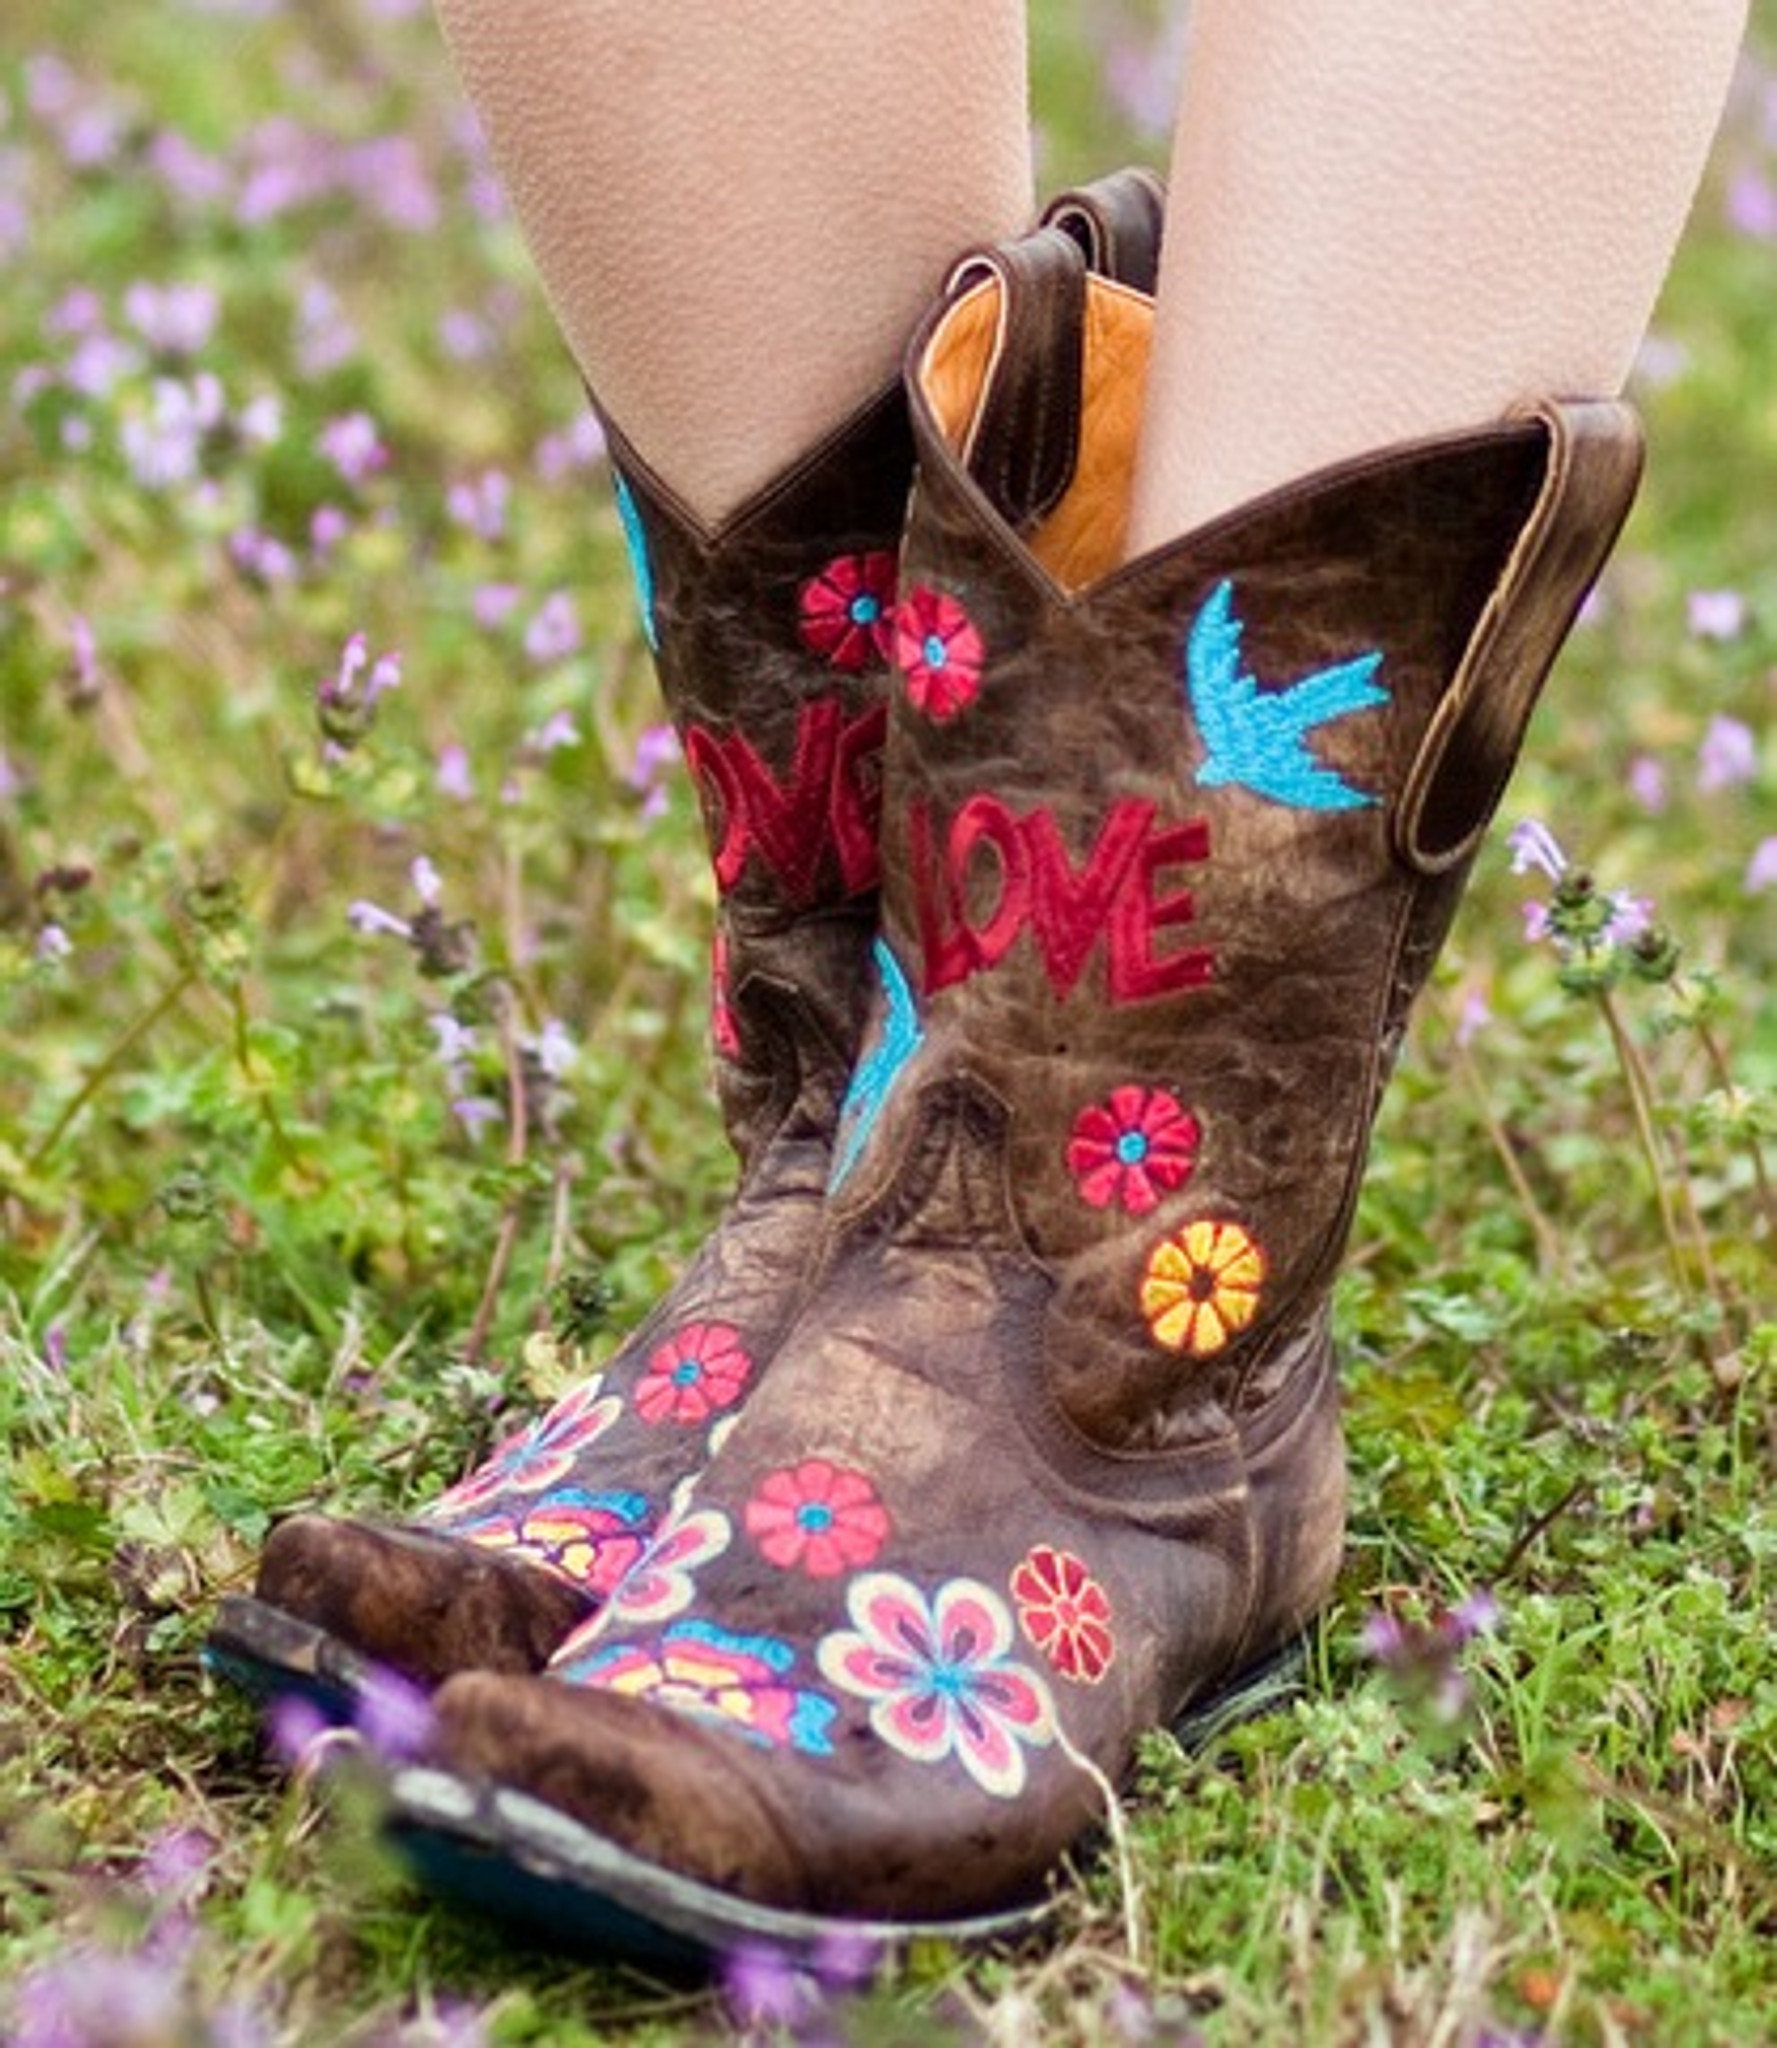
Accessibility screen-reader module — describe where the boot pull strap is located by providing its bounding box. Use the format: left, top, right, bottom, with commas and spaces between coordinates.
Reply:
943, 224, 1089, 536
1397, 398, 1645, 873
1041, 167, 1167, 295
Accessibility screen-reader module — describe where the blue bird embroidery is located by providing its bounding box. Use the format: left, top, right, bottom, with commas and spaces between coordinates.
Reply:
1185, 578, 1388, 811
830, 939, 924, 1190
613, 470, 660, 651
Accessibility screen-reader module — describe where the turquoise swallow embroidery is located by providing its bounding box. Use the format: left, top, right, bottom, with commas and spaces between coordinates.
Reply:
1185, 578, 1387, 811
613, 470, 660, 652
830, 939, 924, 1190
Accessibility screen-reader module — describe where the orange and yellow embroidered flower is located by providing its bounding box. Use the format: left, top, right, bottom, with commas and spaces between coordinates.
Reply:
1140, 1219, 1265, 1356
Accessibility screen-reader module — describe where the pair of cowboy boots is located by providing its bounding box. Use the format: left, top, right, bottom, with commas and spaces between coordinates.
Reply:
211, 171, 1643, 1954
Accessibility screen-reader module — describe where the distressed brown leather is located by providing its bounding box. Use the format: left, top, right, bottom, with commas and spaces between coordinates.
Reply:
244, 176, 1170, 1700
247, 387, 916, 1686
424, 217, 1641, 1925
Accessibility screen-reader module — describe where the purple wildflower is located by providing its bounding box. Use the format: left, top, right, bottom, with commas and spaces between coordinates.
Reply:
446, 468, 510, 542
63, 327, 141, 399
435, 743, 474, 801
1362, 1589, 1501, 1723
1506, 817, 1568, 882
1455, 985, 1493, 1049
523, 590, 581, 666
123, 280, 220, 355
35, 924, 73, 965
354, 1666, 435, 1762
533, 411, 606, 482
229, 528, 297, 584
1600, 893, 1654, 947
309, 504, 350, 558
265, 1692, 330, 1769
42, 1323, 69, 1372
627, 722, 681, 818
437, 308, 493, 361
527, 710, 580, 756
1687, 588, 1748, 642
1626, 754, 1668, 814
296, 277, 358, 375
121, 374, 227, 489
147, 129, 233, 210
472, 582, 521, 630
451, 1097, 504, 1138
1745, 836, 1777, 893
410, 856, 442, 907
528, 1018, 575, 1082
141, 1824, 219, 1906
1632, 332, 1690, 390
320, 409, 388, 487
348, 900, 413, 941
1726, 165, 1777, 240
1696, 714, 1757, 793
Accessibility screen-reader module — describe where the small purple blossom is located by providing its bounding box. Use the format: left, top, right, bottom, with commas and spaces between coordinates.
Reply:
309, 504, 350, 558
230, 528, 297, 584
296, 276, 358, 375
1362, 1589, 1500, 1723
1506, 817, 1568, 882
1455, 985, 1493, 1049
123, 280, 220, 355
410, 856, 442, 907
451, 1097, 504, 1138
120, 373, 227, 489
319, 409, 388, 486
354, 1666, 434, 1762
1745, 836, 1777, 893
1726, 165, 1777, 240
348, 900, 412, 940
533, 411, 606, 482
1626, 754, 1668, 814
1600, 894, 1654, 947
62, 328, 141, 399
446, 467, 510, 542
435, 743, 474, 801
627, 722, 681, 818
147, 129, 233, 210
1696, 714, 1757, 794
1687, 588, 1748, 642
523, 590, 581, 665
528, 1018, 575, 1082
527, 710, 580, 756
35, 923, 73, 965
471, 582, 521, 630
265, 1692, 330, 1769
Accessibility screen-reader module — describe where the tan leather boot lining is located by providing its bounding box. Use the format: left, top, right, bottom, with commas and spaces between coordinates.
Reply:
920, 276, 1154, 593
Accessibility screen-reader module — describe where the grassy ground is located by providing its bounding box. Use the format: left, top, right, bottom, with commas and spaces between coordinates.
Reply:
1, 3, 1772, 2041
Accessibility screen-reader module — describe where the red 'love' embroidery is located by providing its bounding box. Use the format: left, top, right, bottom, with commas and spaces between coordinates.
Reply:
907, 794, 1214, 1004
684, 698, 885, 904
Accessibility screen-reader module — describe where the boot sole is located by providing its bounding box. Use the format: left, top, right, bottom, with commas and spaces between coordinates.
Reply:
378, 1634, 1310, 1969
203, 1595, 381, 1726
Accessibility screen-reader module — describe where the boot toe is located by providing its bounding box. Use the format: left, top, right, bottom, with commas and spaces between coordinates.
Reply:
255, 1514, 594, 1685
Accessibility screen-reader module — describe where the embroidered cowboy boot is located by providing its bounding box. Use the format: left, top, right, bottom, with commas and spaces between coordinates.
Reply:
390, 216, 1643, 1956
207, 178, 1171, 1715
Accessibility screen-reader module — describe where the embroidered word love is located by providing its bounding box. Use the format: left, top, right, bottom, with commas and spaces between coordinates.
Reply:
685, 698, 886, 904
908, 795, 1214, 1003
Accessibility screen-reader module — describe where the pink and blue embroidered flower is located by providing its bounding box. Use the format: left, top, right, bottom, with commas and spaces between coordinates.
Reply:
453, 1489, 651, 1595
818, 1571, 1055, 1798
599, 1506, 732, 1628
798, 551, 897, 672
1066, 1085, 1200, 1215
896, 585, 984, 723
559, 1619, 838, 1757
634, 1322, 755, 1426
425, 1379, 621, 1519
745, 1460, 891, 1578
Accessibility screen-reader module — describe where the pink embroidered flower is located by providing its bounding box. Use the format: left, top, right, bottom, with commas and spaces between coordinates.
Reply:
600, 1506, 732, 1627
425, 1379, 621, 1518
1066, 1086, 1200, 1214
458, 1489, 651, 1596
558, 1619, 837, 1756
634, 1322, 755, 1425
1140, 1219, 1266, 1356
1010, 1545, 1115, 1684
745, 1460, 891, 1577
798, 551, 897, 671
817, 1571, 1055, 1798
895, 585, 984, 723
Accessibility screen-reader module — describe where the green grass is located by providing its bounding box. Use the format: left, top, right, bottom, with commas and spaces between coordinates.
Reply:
2, 2, 1772, 2041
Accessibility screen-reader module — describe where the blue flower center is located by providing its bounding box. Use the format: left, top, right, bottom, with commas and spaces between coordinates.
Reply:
849, 594, 881, 626
923, 633, 948, 670
795, 1502, 835, 1533
671, 1358, 703, 1387
1116, 1130, 1151, 1166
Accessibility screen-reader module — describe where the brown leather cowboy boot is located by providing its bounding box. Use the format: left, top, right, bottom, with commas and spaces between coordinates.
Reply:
391, 214, 1643, 1956
207, 178, 1170, 1715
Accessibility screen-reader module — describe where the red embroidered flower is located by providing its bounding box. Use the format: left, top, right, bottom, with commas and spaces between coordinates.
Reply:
710, 929, 741, 1060
1066, 1086, 1200, 1214
634, 1321, 755, 1425
798, 551, 897, 671
895, 585, 984, 722
1140, 1219, 1266, 1356
745, 1459, 892, 1577
1011, 1545, 1115, 1684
